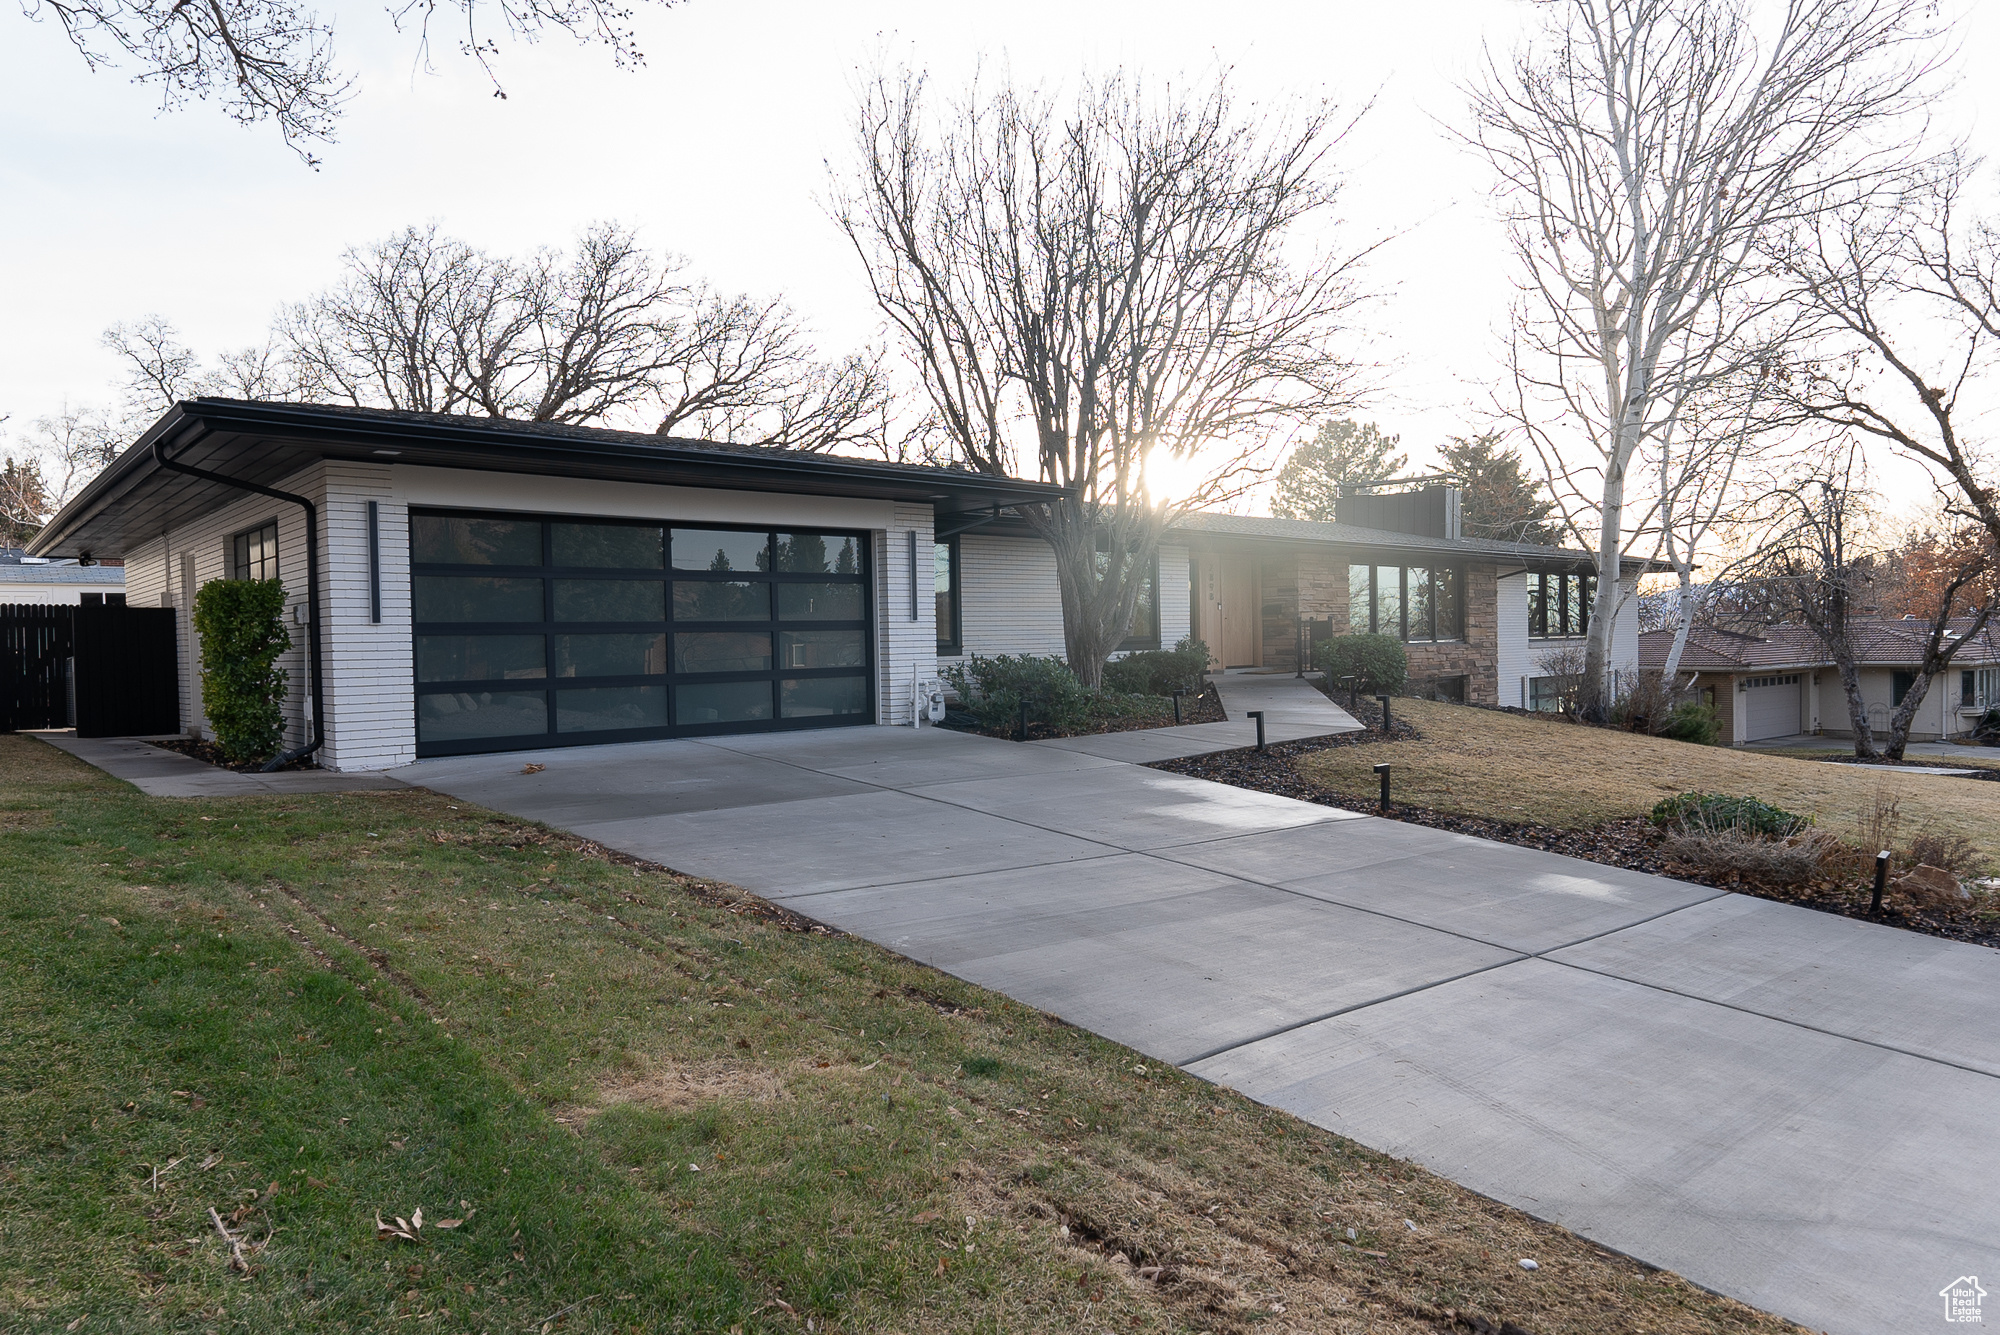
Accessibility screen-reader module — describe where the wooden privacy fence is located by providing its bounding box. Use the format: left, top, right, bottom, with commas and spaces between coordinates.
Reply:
1, 605, 72, 730
2, 603, 180, 736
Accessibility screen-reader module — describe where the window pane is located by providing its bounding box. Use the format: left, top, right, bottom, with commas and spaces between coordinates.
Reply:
556, 684, 668, 733
676, 680, 773, 725
674, 631, 773, 673
553, 523, 663, 569
674, 581, 769, 621
1435, 567, 1463, 639
775, 532, 862, 574
413, 576, 543, 623
412, 515, 541, 566
671, 528, 770, 572
1407, 567, 1433, 642
1349, 564, 1372, 632
553, 579, 666, 623
417, 690, 547, 742
781, 675, 869, 718
1529, 574, 1548, 638
553, 633, 667, 678
1128, 567, 1157, 642
779, 630, 866, 669
417, 634, 546, 682
777, 582, 865, 621
1375, 567, 1402, 639
934, 543, 954, 596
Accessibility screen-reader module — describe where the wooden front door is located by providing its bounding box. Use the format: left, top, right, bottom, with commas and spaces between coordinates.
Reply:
1197, 555, 1260, 668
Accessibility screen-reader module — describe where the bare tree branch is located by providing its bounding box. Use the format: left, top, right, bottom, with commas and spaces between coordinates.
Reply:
834, 67, 1376, 685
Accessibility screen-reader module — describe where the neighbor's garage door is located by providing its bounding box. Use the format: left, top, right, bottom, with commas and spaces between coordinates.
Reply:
1743, 673, 1802, 741
410, 510, 873, 757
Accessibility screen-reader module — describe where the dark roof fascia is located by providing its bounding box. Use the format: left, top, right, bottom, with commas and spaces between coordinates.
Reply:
1163, 518, 1627, 572
29, 400, 1072, 558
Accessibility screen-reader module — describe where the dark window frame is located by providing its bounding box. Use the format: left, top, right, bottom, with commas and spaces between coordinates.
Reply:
1115, 552, 1162, 653
409, 507, 874, 756
934, 535, 962, 656
1529, 571, 1596, 640
1347, 562, 1465, 643
230, 520, 280, 582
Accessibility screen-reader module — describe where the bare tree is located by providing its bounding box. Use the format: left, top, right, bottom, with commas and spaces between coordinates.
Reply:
275, 224, 889, 444
1470, 0, 1942, 719
1775, 156, 2000, 551
837, 69, 1374, 686
22, 0, 678, 162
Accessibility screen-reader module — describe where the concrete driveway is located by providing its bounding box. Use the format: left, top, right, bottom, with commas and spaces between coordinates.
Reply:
394, 718, 2000, 1335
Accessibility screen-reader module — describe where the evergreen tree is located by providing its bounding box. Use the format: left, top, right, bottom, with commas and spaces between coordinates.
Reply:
1, 456, 50, 547
1439, 433, 1562, 544
1271, 420, 1407, 520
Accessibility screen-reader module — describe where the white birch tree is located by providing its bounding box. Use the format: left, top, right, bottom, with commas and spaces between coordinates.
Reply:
1469, 0, 1941, 719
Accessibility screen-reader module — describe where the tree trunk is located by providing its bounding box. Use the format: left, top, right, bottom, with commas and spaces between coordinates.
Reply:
1832, 652, 1880, 761
1658, 566, 1699, 684
1581, 461, 1628, 723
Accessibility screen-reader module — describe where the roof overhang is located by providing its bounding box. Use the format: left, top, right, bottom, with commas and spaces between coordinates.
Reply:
28, 400, 1072, 560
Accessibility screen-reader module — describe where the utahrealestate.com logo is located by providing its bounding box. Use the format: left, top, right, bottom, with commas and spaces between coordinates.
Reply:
1942, 1276, 1988, 1324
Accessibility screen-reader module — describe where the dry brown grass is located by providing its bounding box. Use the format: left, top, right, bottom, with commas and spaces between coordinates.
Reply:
1297, 699, 2000, 864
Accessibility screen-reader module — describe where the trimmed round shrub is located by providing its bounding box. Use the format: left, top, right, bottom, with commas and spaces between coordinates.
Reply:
1313, 632, 1408, 694
1100, 636, 1211, 697
940, 654, 1092, 733
1648, 792, 1810, 838
192, 577, 292, 763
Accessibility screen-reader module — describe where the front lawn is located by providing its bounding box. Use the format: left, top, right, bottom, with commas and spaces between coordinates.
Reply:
0, 734, 1801, 1335
1295, 699, 2000, 865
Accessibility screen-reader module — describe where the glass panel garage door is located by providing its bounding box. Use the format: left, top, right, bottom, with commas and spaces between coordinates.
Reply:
411, 510, 872, 756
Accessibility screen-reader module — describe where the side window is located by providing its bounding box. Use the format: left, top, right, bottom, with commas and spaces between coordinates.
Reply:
934, 538, 961, 655
231, 521, 279, 581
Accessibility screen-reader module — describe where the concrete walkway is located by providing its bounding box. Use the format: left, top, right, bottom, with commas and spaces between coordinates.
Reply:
37, 734, 408, 795
388, 721, 2000, 1335
1032, 669, 1363, 762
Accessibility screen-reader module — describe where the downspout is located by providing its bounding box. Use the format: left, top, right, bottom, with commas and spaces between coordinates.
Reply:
152, 435, 324, 772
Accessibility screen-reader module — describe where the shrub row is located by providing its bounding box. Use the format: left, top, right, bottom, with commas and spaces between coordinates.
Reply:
942, 637, 1211, 734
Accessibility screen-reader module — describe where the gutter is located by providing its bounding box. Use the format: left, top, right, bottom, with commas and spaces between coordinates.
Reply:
151, 431, 325, 773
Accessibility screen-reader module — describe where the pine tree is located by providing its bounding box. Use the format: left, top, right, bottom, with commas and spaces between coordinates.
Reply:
1, 456, 50, 547
1271, 421, 1407, 520
1439, 433, 1562, 544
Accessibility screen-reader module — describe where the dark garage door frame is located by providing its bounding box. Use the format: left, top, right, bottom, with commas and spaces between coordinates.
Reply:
410, 508, 877, 758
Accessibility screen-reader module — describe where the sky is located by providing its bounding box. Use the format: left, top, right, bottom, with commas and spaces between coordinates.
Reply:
2, 0, 1995, 518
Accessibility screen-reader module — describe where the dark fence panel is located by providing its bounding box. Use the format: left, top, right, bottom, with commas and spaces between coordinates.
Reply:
73, 605, 179, 738
1, 604, 74, 731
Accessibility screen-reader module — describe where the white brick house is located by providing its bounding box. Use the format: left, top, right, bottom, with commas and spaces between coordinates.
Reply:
31, 400, 1644, 769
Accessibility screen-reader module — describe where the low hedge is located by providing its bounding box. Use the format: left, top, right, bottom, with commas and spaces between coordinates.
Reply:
1101, 636, 1211, 697
1648, 792, 1811, 838
1313, 632, 1408, 694
940, 654, 1093, 733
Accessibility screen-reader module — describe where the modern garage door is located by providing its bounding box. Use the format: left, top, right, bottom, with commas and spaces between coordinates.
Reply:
411, 510, 873, 756
1742, 673, 1802, 742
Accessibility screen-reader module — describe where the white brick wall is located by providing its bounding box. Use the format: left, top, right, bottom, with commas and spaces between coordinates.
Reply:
942, 533, 1192, 669
946, 533, 1067, 665
875, 504, 936, 725
123, 464, 323, 748
1495, 572, 1531, 707
321, 463, 416, 771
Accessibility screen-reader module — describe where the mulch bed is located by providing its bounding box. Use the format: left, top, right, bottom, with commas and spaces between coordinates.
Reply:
942, 683, 1227, 742
149, 736, 320, 773
1152, 727, 2000, 951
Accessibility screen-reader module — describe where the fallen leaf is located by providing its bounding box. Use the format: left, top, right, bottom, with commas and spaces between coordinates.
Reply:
65, 1318, 87, 1332
434, 1219, 464, 1229
520, 763, 546, 775
199, 1152, 224, 1171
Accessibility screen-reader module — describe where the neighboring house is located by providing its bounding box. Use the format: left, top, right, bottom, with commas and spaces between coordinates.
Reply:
0, 548, 126, 605
1639, 621, 2000, 745
29, 399, 1641, 769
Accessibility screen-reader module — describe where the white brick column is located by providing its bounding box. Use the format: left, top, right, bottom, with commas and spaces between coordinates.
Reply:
875, 503, 937, 724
